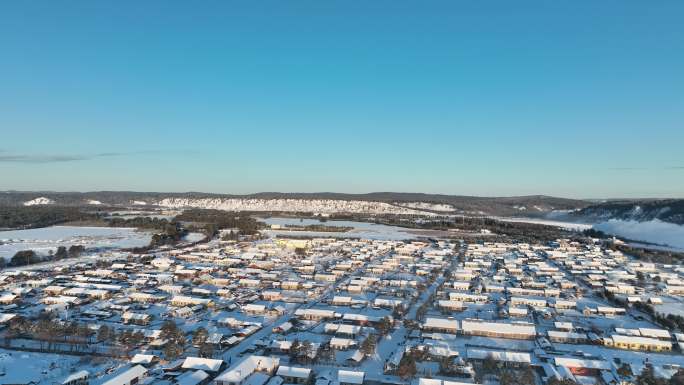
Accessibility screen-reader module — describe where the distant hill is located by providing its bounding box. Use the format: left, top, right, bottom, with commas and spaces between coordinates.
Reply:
574, 199, 684, 225
0, 191, 588, 217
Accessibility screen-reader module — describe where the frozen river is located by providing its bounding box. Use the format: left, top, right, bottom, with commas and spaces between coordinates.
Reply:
495, 216, 684, 250
0, 226, 153, 260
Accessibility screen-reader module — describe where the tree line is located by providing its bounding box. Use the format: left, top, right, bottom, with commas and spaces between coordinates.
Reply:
1, 245, 85, 269
174, 209, 261, 235
0, 205, 101, 230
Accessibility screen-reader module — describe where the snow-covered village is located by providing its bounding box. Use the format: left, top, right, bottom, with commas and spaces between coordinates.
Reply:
1, 205, 684, 385
3, 1, 684, 385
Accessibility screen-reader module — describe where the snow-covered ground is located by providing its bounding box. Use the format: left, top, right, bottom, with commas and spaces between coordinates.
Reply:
394, 202, 455, 212
260, 217, 423, 240
493, 216, 592, 231
495, 215, 684, 250
157, 198, 436, 215
0, 349, 118, 384
0, 226, 152, 260
593, 219, 684, 250
183, 232, 206, 243
23, 197, 54, 206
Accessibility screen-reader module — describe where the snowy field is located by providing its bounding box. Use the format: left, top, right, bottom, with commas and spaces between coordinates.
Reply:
495, 215, 684, 250
593, 219, 684, 250
183, 232, 207, 243
0, 349, 121, 384
260, 217, 423, 240
0, 226, 152, 260
493, 216, 592, 231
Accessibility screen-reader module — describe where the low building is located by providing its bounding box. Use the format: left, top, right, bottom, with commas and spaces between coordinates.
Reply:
461, 320, 536, 340
214, 355, 279, 385
101, 365, 148, 385
607, 334, 673, 352
422, 318, 459, 334
276, 366, 312, 384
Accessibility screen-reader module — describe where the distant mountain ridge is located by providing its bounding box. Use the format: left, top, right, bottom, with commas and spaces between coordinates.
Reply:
3, 191, 682, 224
0, 190, 587, 217
574, 199, 684, 225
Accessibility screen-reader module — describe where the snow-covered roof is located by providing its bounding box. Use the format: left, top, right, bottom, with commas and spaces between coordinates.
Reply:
214, 356, 280, 383
461, 319, 535, 336
554, 357, 611, 370
423, 317, 459, 330
62, 370, 89, 384
416, 379, 478, 385
330, 337, 356, 347
338, 370, 365, 384
638, 328, 671, 339
101, 365, 148, 385
276, 366, 311, 378
130, 354, 155, 365
548, 331, 587, 340
348, 349, 365, 362
295, 308, 336, 317
611, 334, 673, 348
177, 370, 209, 385
182, 357, 224, 372
467, 348, 531, 364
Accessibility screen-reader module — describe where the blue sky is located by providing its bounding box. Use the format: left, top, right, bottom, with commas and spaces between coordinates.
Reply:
1, 1, 682, 198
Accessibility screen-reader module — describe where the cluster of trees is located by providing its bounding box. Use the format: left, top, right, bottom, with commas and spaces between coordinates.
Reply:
360, 334, 377, 355
332, 214, 574, 244
161, 321, 187, 360
221, 230, 240, 241
0, 205, 100, 230
396, 348, 426, 379
107, 216, 172, 230
174, 209, 260, 235
416, 294, 434, 321
477, 356, 536, 385
635, 364, 684, 385
610, 244, 684, 265
584, 229, 684, 265
191, 327, 215, 358
376, 317, 393, 335
633, 301, 684, 332
603, 289, 684, 332
392, 305, 406, 320
2, 245, 85, 268
283, 224, 354, 232
289, 339, 317, 364
4, 316, 119, 354
149, 223, 188, 248
582, 228, 610, 239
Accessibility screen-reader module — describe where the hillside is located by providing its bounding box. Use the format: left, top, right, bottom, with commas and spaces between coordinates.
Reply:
574, 199, 684, 225
0, 191, 588, 217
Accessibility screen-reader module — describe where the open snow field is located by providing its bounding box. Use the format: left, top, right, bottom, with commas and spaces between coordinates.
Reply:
0, 226, 152, 260
493, 216, 592, 231
493, 215, 684, 250
0, 349, 121, 384
593, 219, 684, 250
260, 217, 427, 240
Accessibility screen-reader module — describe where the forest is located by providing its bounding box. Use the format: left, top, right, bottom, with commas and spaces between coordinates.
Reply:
0, 205, 101, 230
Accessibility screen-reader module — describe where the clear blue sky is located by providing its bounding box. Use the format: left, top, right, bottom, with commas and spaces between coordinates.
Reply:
1, 1, 682, 198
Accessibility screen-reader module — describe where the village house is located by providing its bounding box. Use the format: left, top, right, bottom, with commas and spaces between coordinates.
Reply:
213, 355, 280, 385
276, 366, 312, 384
461, 319, 536, 340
